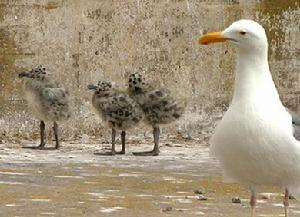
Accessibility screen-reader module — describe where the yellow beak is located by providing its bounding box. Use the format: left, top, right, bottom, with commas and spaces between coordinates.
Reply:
198, 32, 227, 45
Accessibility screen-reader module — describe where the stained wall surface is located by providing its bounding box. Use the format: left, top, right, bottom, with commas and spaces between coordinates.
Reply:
0, 0, 299, 141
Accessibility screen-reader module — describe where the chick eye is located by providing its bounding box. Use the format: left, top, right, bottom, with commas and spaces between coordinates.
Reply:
239, 31, 246, 35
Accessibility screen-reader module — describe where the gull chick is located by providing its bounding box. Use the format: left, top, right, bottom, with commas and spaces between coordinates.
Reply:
128, 73, 185, 156
199, 19, 300, 217
19, 65, 71, 149
88, 81, 144, 155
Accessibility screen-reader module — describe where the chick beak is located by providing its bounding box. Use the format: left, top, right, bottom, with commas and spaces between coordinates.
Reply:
18, 71, 30, 78
87, 84, 97, 90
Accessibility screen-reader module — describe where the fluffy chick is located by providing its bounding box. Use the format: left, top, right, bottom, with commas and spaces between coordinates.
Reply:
19, 65, 71, 149
128, 73, 185, 156
88, 81, 144, 155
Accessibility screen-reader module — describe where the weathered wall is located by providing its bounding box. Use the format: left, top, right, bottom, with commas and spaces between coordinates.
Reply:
0, 0, 299, 142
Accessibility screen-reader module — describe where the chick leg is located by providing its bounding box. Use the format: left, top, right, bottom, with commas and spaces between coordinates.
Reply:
23, 121, 47, 149
53, 121, 60, 149
111, 128, 116, 155
133, 127, 160, 156
116, 131, 126, 154
94, 128, 117, 156
39, 121, 46, 148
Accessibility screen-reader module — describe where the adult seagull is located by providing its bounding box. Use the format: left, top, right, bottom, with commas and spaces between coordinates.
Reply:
199, 19, 300, 217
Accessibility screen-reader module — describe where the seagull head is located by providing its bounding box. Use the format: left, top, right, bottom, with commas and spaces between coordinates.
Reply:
199, 19, 268, 51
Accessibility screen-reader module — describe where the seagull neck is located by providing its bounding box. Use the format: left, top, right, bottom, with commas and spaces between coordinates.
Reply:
232, 48, 279, 105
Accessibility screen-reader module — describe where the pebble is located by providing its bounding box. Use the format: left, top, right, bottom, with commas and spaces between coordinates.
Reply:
232, 197, 241, 203
194, 189, 205, 195
289, 195, 296, 200
198, 195, 208, 201
161, 206, 173, 212
260, 193, 271, 200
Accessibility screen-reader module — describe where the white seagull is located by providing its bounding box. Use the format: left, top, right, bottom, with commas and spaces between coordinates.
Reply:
199, 19, 300, 217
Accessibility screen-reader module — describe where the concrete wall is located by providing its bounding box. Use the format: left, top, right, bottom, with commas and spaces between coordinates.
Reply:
0, 0, 299, 142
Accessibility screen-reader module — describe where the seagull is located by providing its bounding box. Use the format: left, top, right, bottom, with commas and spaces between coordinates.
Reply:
128, 73, 185, 156
199, 19, 300, 217
19, 65, 71, 149
87, 81, 144, 155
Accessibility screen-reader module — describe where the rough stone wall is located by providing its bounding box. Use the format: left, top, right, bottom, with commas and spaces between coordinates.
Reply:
0, 0, 299, 142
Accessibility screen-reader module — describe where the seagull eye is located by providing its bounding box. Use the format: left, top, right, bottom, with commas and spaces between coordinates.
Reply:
239, 31, 246, 35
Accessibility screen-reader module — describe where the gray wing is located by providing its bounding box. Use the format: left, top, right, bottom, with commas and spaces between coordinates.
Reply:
95, 93, 144, 129
286, 108, 300, 140
42, 88, 69, 105
290, 110, 300, 126
41, 87, 71, 119
139, 88, 185, 123
104, 94, 143, 121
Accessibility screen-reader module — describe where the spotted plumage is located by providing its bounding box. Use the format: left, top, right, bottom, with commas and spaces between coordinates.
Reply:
128, 73, 185, 156
19, 65, 71, 149
88, 81, 144, 155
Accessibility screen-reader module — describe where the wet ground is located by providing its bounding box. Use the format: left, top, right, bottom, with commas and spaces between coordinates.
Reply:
0, 139, 299, 217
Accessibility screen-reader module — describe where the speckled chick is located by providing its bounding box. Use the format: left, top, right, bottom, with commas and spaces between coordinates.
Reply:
128, 73, 185, 156
19, 65, 71, 149
88, 81, 144, 155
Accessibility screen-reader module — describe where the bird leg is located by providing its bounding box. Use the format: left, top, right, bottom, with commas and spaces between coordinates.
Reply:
283, 188, 289, 217
53, 121, 60, 149
23, 121, 47, 149
153, 127, 160, 154
133, 127, 160, 156
39, 121, 46, 148
116, 131, 126, 155
94, 128, 117, 156
250, 190, 256, 217
111, 128, 116, 155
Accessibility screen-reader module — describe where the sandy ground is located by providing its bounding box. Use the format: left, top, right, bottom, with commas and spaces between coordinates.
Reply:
0, 138, 299, 217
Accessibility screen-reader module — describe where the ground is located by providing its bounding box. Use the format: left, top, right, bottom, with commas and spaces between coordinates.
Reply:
0, 138, 299, 217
